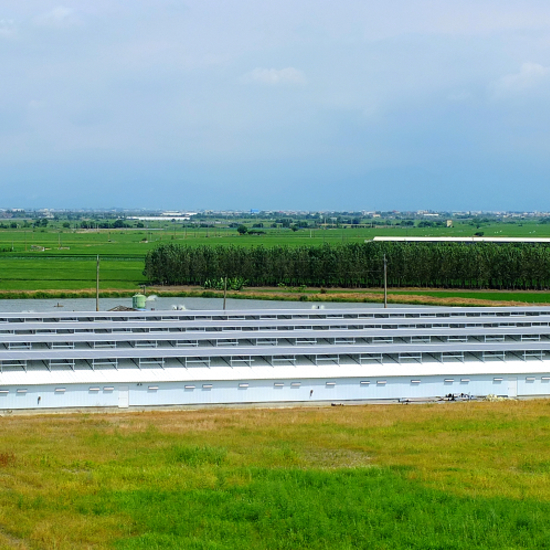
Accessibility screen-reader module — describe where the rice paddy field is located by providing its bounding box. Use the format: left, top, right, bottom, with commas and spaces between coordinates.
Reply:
0, 257, 145, 291
2, 223, 550, 304
2, 400, 550, 549
3, 217, 550, 256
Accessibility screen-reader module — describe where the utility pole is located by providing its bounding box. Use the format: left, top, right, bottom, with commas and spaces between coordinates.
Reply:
96, 255, 100, 312
223, 276, 227, 311
383, 254, 388, 309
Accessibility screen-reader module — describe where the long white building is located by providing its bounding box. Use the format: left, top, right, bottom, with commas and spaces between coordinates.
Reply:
1, 306, 550, 410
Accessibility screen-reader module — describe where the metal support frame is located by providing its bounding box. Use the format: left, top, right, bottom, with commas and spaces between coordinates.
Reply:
175, 340, 198, 347
94, 341, 116, 349
442, 351, 465, 362
272, 355, 296, 365
523, 350, 544, 360
92, 358, 118, 370
230, 356, 252, 367
398, 352, 422, 363
138, 357, 165, 369
185, 357, 211, 367
359, 353, 383, 364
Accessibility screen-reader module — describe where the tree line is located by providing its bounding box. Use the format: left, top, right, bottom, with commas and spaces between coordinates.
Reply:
144, 242, 550, 289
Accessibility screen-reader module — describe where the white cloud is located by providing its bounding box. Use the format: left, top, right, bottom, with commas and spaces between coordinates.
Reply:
242, 67, 307, 86
492, 62, 550, 97
33, 6, 79, 28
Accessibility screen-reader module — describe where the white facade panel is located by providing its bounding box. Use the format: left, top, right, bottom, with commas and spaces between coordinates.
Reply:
0, 374, 547, 410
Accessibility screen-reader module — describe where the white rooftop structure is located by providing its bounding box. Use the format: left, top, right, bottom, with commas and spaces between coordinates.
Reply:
370, 236, 550, 243
1, 306, 550, 410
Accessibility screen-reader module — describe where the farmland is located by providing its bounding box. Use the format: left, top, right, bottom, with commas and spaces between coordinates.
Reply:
3, 217, 550, 256
2, 400, 550, 549
2, 220, 550, 304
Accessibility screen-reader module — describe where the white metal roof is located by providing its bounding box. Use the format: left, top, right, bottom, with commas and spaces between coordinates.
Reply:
1, 305, 550, 323
371, 236, 550, 244
0, 307, 549, 387
2, 313, 550, 336
1, 341, 550, 362
2, 325, 550, 345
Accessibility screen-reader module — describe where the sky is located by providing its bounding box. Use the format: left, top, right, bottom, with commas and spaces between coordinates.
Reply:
2, 1, 550, 211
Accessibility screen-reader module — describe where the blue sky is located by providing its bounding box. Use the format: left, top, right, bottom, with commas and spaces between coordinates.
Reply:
2, 1, 550, 211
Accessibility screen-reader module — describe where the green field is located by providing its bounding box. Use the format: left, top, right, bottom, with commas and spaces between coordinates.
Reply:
1, 218, 550, 256
2, 401, 550, 549
2, 222, 550, 302
0, 257, 145, 291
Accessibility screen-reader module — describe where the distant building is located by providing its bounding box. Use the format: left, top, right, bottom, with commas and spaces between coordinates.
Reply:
370, 236, 550, 244
128, 216, 191, 221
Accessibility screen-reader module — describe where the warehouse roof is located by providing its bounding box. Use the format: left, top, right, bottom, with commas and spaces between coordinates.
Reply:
370, 236, 550, 244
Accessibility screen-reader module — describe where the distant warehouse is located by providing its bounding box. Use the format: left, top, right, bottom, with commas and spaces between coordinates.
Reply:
368, 237, 550, 244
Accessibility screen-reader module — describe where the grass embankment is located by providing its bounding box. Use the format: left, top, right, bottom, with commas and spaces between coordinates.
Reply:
2, 401, 550, 548
0, 285, 548, 308
143, 286, 550, 308
381, 289, 550, 304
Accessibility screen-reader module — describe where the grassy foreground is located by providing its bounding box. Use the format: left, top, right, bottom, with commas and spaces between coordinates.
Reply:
2, 401, 550, 548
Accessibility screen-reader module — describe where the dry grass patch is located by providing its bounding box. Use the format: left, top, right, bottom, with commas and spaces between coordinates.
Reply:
0, 283, 540, 306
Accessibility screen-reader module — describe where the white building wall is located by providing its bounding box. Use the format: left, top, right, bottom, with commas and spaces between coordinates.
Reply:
2, 373, 549, 410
